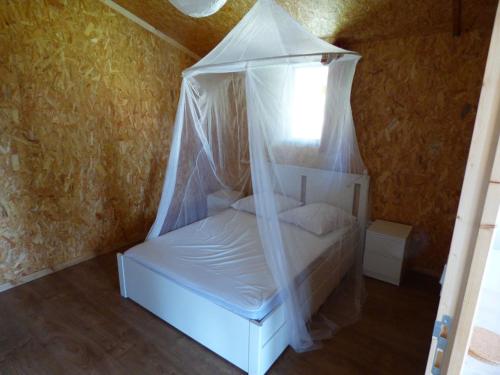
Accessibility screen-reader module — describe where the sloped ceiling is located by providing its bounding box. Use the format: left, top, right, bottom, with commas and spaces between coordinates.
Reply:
113, 0, 497, 57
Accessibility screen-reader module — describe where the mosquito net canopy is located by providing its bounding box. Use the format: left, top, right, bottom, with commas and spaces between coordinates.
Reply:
148, 0, 366, 352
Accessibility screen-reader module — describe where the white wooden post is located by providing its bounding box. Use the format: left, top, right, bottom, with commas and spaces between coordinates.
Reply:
248, 320, 264, 375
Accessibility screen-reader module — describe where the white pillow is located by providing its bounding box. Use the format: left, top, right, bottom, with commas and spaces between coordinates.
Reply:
231, 193, 302, 215
279, 202, 355, 236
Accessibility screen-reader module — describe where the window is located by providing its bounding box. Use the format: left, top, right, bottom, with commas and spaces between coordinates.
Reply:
289, 65, 329, 143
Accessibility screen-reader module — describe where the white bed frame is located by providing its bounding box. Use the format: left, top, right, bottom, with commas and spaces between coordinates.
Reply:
117, 165, 370, 375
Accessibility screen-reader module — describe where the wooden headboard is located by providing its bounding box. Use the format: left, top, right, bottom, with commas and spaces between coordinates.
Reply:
271, 163, 370, 234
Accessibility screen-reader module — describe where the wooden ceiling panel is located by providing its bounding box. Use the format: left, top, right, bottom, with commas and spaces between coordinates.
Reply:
112, 0, 498, 56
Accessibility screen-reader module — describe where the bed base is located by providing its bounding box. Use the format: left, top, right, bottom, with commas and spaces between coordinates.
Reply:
116, 166, 368, 374
118, 253, 286, 374
117, 251, 350, 375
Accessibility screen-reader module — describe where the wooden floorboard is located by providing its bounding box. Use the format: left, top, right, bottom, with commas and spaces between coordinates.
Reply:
0, 252, 439, 374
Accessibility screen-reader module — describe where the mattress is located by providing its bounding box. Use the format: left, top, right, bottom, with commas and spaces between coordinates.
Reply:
125, 208, 355, 320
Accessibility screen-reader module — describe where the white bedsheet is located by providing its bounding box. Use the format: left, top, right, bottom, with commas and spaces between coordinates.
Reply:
125, 208, 353, 320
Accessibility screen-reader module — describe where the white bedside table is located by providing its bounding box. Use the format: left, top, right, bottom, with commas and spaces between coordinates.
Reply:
363, 220, 412, 286
207, 189, 242, 216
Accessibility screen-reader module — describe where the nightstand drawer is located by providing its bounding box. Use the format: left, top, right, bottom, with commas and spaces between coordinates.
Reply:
363, 251, 402, 285
363, 220, 412, 285
365, 234, 405, 259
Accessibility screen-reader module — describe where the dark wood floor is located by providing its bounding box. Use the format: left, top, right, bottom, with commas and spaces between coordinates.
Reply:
0, 252, 440, 375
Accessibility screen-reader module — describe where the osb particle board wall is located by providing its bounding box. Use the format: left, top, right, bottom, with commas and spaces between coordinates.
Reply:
0, 0, 195, 285
350, 29, 492, 274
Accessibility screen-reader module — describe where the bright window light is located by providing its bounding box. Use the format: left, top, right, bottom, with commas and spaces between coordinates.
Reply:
290, 65, 329, 143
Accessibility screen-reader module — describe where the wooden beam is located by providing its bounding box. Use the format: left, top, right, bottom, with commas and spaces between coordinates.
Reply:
444, 2, 500, 371
100, 0, 200, 60
425, 3, 500, 373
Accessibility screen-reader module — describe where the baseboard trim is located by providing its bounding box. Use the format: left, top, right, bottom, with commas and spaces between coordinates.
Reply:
0, 253, 98, 293
0, 239, 142, 293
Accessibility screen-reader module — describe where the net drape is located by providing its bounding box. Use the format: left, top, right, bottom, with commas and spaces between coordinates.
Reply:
148, 0, 366, 352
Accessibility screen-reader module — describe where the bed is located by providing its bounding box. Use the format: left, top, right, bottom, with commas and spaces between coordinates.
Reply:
117, 164, 370, 375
